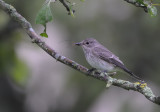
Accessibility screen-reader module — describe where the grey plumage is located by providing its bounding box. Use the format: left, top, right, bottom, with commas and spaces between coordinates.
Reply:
75, 38, 144, 82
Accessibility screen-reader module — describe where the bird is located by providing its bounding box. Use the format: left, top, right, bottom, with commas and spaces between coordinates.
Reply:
74, 38, 144, 82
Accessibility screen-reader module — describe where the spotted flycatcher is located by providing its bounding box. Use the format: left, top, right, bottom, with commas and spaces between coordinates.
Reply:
75, 38, 144, 82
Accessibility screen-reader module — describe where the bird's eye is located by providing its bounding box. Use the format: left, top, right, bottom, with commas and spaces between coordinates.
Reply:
86, 42, 89, 45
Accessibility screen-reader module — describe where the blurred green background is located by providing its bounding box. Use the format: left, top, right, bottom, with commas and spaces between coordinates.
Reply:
0, 0, 160, 112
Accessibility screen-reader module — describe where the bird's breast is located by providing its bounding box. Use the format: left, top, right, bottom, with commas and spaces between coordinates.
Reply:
85, 52, 115, 72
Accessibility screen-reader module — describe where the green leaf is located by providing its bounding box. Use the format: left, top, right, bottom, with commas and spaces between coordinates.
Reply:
35, 4, 53, 26
40, 32, 48, 38
40, 24, 48, 38
136, 0, 157, 17
35, 1, 53, 38
148, 5, 157, 17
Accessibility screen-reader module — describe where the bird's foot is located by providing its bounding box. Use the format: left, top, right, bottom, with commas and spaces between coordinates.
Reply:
134, 82, 147, 88
102, 70, 116, 76
107, 72, 117, 76
87, 68, 96, 74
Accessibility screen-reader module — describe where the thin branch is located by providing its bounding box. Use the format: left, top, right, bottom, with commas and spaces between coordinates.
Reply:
124, 0, 148, 12
0, 0, 160, 105
59, 0, 75, 15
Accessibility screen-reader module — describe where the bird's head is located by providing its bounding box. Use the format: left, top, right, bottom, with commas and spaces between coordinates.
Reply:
74, 38, 98, 49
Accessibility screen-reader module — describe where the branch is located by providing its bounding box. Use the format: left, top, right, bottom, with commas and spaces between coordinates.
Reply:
0, 0, 160, 105
59, 0, 75, 15
124, 0, 148, 12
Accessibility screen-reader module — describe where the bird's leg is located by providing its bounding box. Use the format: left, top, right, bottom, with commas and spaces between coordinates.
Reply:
107, 72, 117, 76
102, 70, 117, 76
88, 68, 96, 74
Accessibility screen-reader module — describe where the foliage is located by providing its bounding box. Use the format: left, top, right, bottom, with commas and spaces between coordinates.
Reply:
35, 0, 78, 37
35, 0, 160, 38
140, 0, 157, 17
35, 0, 53, 38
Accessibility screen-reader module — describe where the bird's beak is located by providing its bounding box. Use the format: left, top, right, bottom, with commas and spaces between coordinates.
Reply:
74, 42, 82, 46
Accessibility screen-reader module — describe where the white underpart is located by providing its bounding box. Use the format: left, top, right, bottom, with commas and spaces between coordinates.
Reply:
84, 49, 115, 72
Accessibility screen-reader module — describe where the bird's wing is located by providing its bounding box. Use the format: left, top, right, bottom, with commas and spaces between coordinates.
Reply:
92, 46, 125, 69
92, 47, 144, 82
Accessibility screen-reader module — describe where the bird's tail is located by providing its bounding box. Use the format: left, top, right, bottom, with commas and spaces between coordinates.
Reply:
122, 67, 144, 83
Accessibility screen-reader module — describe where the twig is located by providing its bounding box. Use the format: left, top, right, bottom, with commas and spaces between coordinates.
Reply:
0, 0, 160, 105
124, 0, 148, 12
59, 0, 75, 15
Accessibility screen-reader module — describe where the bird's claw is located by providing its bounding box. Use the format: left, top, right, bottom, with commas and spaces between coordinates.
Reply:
87, 68, 96, 74
107, 72, 117, 76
